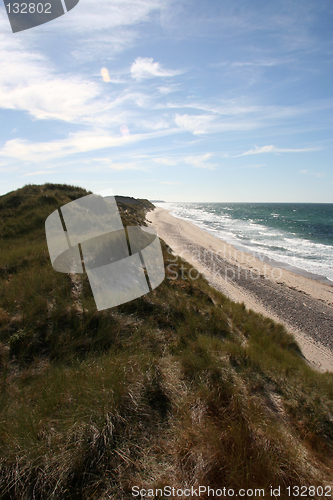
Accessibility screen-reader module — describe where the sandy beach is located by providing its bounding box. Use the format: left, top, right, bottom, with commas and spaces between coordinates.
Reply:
147, 207, 333, 373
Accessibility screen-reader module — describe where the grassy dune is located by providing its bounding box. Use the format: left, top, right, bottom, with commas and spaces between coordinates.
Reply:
0, 184, 332, 499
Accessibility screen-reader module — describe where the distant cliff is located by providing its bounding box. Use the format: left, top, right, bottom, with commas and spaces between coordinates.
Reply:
114, 195, 140, 205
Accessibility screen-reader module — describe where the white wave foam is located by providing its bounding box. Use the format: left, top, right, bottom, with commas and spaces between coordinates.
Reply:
165, 203, 333, 282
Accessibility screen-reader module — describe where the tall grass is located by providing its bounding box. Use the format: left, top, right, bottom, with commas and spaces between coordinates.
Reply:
0, 184, 332, 499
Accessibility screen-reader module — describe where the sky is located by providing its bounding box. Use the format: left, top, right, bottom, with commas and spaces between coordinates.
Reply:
0, 0, 332, 202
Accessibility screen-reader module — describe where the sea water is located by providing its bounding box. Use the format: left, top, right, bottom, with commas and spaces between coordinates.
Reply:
157, 203, 333, 283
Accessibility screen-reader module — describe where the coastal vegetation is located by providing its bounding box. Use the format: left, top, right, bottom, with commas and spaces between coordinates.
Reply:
0, 184, 332, 499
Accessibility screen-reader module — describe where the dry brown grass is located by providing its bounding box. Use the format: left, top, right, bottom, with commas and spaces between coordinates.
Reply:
0, 184, 332, 499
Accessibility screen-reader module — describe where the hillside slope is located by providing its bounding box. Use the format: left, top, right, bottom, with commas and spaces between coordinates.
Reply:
0, 184, 332, 499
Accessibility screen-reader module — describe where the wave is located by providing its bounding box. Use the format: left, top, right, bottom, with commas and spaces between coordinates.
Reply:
160, 202, 333, 283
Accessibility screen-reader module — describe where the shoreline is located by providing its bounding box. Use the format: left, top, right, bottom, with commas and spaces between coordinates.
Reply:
156, 206, 333, 286
147, 207, 333, 373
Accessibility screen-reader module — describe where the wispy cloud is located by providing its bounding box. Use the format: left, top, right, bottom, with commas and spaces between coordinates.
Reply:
174, 111, 260, 134
231, 59, 289, 68
0, 129, 180, 163
61, 0, 165, 33
0, 78, 103, 123
131, 57, 182, 81
64, 0, 177, 61
238, 145, 321, 156
89, 158, 146, 171
154, 157, 178, 166
299, 169, 326, 178
103, 162, 145, 171
0, 135, 128, 163
0, 34, 107, 124
175, 114, 216, 134
0, 0, 332, 202
80, 158, 146, 172
21, 170, 57, 177
158, 85, 179, 94
239, 164, 266, 169
185, 153, 217, 170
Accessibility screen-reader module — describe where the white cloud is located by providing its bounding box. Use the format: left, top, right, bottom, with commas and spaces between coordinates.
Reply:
299, 169, 326, 178
173, 110, 260, 134
0, 34, 107, 124
21, 170, 57, 177
62, 0, 165, 33
175, 114, 215, 134
239, 164, 266, 169
86, 158, 146, 171
154, 157, 178, 166
104, 162, 144, 171
0, 0, 330, 197
0, 78, 102, 123
242, 145, 276, 155
131, 57, 182, 81
238, 145, 321, 156
138, 119, 170, 131
20, 0, 174, 63
0, 128, 180, 163
0, 35, 179, 129
158, 86, 178, 94
70, 30, 139, 62
185, 153, 217, 170
231, 58, 293, 68
0, 135, 130, 162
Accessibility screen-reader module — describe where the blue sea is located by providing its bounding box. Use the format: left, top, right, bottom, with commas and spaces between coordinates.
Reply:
157, 203, 333, 283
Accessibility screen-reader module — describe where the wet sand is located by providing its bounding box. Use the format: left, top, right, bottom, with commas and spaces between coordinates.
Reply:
147, 207, 333, 373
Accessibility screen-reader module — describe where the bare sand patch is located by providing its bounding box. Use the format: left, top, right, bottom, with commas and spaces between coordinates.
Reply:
147, 207, 333, 373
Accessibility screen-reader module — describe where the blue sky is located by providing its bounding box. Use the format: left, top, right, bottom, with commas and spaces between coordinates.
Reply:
0, 0, 332, 202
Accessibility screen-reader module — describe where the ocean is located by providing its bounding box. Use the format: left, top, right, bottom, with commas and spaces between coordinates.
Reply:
157, 203, 333, 283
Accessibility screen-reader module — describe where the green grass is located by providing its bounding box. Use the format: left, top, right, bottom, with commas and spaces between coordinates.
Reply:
0, 184, 332, 499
